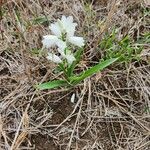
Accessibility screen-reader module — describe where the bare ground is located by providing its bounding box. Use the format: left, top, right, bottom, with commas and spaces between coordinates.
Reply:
0, 0, 150, 150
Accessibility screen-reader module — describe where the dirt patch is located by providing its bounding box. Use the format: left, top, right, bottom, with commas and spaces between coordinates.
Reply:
32, 135, 59, 150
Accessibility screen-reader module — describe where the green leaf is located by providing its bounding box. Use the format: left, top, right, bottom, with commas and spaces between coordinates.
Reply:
70, 58, 118, 84
36, 80, 68, 90
33, 17, 49, 25
58, 63, 69, 81
74, 47, 84, 63
36, 58, 118, 90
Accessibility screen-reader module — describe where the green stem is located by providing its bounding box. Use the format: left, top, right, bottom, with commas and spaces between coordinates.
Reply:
59, 63, 70, 82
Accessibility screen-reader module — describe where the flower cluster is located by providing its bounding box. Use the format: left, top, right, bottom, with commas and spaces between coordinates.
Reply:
42, 15, 84, 65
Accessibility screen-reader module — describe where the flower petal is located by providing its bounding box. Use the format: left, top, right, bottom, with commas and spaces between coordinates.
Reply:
49, 22, 62, 37
66, 25, 76, 37
42, 35, 58, 48
57, 48, 65, 57
61, 15, 77, 37
56, 40, 66, 50
68, 36, 84, 47
47, 53, 62, 64
64, 53, 76, 65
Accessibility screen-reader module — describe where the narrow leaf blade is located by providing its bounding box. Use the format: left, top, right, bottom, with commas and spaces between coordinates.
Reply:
36, 80, 68, 90
70, 58, 118, 84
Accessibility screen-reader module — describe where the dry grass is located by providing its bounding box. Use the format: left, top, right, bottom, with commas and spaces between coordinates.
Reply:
0, 0, 150, 149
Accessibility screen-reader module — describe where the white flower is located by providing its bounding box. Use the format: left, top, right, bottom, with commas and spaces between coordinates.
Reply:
42, 15, 85, 65
64, 53, 76, 65
50, 22, 62, 37
58, 48, 76, 65
42, 35, 66, 50
47, 53, 62, 64
68, 36, 84, 47
49, 15, 84, 47
42, 35, 58, 48
56, 40, 66, 50
60, 16, 77, 37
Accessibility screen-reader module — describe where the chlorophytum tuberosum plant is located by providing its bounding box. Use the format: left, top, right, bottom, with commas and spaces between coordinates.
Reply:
37, 16, 118, 90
